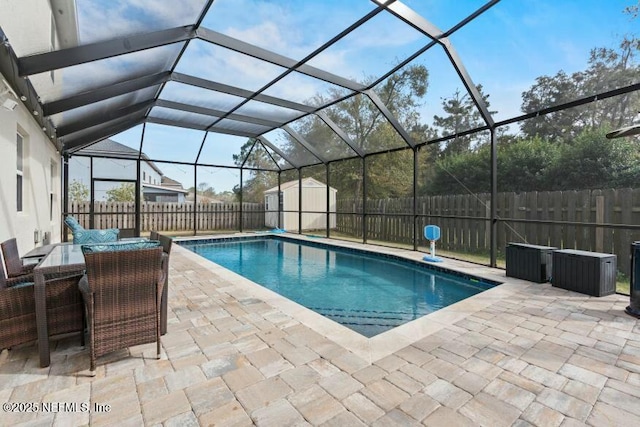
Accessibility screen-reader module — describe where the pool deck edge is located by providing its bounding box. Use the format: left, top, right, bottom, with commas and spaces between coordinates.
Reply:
174, 232, 536, 363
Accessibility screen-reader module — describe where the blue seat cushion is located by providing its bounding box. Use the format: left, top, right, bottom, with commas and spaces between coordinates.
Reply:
81, 240, 161, 254
64, 215, 84, 232
73, 228, 120, 245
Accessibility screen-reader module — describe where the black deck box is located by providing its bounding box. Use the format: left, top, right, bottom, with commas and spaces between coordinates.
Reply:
506, 243, 556, 283
552, 249, 617, 297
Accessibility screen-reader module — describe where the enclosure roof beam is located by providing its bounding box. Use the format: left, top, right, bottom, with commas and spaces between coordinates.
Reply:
258, 139, 284, 171
283, 125, 328, 164
146, 116, 259, 137
377, 1, 495, 128
197, 27, 365, 92
198, 3, 392, 141
18, 25, 196, 76
240, 138, 258, 168
43, 71, 171, 116
257, 136, 300, 169
171, 72, 314, 113
365, 89, 415, 149
63, 115, 146, 153
316, 111, 365, 158
56, 99, 155, 137
156, 99, 283, 128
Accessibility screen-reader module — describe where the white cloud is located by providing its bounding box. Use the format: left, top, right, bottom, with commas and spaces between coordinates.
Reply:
78, 0, 204, 44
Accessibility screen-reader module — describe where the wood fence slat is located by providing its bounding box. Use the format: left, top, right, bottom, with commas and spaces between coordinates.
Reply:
618, 188, 632, 275
564, 191, 576, 249
551, 191, 563, 249
67, 189, 640, 280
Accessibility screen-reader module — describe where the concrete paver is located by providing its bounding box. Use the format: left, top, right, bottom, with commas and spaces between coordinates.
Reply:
1, 236, 639, 426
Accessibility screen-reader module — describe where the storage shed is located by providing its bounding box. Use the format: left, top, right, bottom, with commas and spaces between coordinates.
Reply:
264, 177, 337, 232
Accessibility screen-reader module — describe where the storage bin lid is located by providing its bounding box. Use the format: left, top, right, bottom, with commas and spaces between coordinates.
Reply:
554, 249, 616, 258
507, 243, 558, 250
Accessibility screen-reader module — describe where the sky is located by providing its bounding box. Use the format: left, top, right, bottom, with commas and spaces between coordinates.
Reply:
66, 0, 638, 192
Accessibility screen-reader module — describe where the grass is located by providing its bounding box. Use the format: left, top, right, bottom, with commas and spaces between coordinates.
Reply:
326, 231, 632, 295
77, 228, 632, 295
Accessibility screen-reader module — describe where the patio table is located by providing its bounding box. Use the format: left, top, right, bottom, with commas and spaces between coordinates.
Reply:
34, 243, 86, 367
34, 239, 167, 367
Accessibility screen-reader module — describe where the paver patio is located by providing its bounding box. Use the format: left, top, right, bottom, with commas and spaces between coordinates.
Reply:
1, 235, 640, 426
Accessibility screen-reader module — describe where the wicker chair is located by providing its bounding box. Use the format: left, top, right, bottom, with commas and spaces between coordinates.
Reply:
0, 239, 37, 350
0, 281, 37, 350
1, 238, 36, 284
79, 246, 165, 373
1, 274, 84, 352
150, 232, 172, 335
1, 239, 84, 353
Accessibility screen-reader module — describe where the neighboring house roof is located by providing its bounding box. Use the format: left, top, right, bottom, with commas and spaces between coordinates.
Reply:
264, 177, 336, 194
161, 176, 183, 188
142, 183, 189, 195
75, 139, 163, 176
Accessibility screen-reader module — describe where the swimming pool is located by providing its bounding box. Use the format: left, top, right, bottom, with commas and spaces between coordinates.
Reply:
180, 236, 498, 337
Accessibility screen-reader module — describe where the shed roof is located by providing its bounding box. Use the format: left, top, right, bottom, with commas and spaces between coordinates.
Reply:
265, 177, 336, 194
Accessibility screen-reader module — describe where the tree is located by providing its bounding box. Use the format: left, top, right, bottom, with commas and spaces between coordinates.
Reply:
496, 136, 559, 192
106, 183, 135, 202
520, 19, 639, 141
426, 145, 491, 195
543, 127, 640, 190
520, 71, 584, 141
197, 182, 216, 198
69, 180, 89, 202
425, 127, 640, 195
432, 85, 494, 156
232, 139, 279, 203
284, 64, 430, 200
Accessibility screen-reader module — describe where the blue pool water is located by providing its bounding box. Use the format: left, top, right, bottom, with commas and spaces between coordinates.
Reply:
181, 237, 497, 337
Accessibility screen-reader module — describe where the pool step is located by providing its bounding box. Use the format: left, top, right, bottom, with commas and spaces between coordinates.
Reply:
310, 306, 419, 328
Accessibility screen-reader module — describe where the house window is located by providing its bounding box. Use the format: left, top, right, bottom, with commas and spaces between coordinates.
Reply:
16, 132, 24, 212
143, 171, 146, 182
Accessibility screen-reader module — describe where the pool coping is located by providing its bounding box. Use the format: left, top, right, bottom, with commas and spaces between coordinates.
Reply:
173, 232, 536, 363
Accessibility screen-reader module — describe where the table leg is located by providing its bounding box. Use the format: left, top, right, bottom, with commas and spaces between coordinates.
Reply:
34, 270, 50, 368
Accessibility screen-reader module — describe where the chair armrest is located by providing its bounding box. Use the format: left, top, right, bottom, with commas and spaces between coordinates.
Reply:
78, 275, 91, 297
0, 282, 35, 318
21, 262, 37, 274
5, 273, 34, 287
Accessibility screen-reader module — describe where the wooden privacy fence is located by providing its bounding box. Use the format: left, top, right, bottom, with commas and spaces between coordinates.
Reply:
70, 188, 640, 274
69, 202, 265, 232
337, 188, 640, 275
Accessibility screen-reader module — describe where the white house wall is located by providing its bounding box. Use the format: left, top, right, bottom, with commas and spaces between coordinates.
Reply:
0, 73, 61, 254
0, 1, 70, 253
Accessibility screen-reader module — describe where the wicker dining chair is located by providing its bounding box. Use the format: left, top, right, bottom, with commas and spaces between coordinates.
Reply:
1, 238, 37, 283
157, 233, 172, 335
79, 246, 164, 373
1, 272, 84, 352
0, 280, 37, 350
